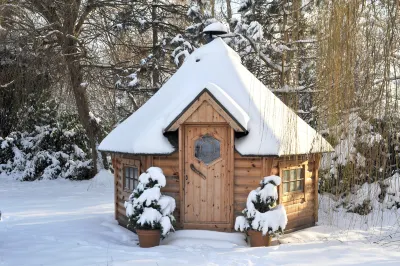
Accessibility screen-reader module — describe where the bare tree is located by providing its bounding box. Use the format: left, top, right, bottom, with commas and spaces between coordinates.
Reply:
0, 0, 125, 173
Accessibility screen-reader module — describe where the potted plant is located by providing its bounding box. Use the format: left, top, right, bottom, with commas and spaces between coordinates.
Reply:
124, 167, 176, 248
234, 175, 287, 247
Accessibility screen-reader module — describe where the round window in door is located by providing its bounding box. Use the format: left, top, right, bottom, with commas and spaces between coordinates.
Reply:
194, 134, 220, 165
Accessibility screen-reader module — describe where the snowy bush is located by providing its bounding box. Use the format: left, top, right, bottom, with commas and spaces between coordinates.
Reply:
330, 172, 400, 214
320, 114, 400, 200
383, 172, 400, 209
124, 167, 176, 237
0, 101, 93, 181
234, 176, 287, 236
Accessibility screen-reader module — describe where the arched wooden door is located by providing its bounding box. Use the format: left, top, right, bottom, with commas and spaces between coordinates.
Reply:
183, 125, 233, 230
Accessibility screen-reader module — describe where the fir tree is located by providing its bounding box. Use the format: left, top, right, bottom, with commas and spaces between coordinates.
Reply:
235, 175, 288, 236
0, 100, 93, 181
231, 0, 318, 125
125, 167, 176, 238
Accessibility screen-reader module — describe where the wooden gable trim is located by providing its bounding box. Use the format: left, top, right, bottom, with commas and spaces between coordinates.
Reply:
165, 89, 246, 132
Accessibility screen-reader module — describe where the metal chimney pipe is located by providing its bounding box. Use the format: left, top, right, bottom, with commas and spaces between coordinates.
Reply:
203, 22, 228, 43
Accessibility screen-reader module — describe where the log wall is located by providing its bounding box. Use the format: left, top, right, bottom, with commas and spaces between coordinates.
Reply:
112, 152, 181, 228
152, 152, 181, 228
112, 152, 320, 233
112, 155, 142, 227
232, 153, 319, 232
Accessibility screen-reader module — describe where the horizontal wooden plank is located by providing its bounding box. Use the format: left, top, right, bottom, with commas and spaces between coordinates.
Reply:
287, 209, 314, 221
117, 200, 126, 207
159, 168, 179, 176
166, 175, 179, 183
234, 207, 244, 215
152, 158, 179, 167
174, 223, 183, 230
117, 204, 127, 216
285, 202, 315, 215
286, 216, 315, 231
117, 214, 129, 227
116, 182, 122, 189
164, 183, 179, 192
234, 159, 262, 168
285, 222, 314, 233
119, 157, 141, 164
234, 193, 248, 203
162, 191, 179, 197
234, 152, 263, 159
115, 153, 142, 160
234, 185, 257, 194
234, 201, 246, 209
117, 190, 131, 201
161, 186, 180, 193
235, 176, 262, 186
153, 152, 178, 160
183, 223, 233, 232
234, 168, 262, 177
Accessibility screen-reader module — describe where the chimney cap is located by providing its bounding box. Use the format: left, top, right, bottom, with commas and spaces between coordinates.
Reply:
203, 21, 228, 36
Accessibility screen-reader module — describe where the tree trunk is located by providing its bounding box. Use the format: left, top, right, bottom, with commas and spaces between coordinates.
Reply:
61, 1, 99, 175
63, 41, 99, 175
226, 0, 232, 21
281, 0, 289, 106
23, 0, 102, 176
152, 0, 160, 92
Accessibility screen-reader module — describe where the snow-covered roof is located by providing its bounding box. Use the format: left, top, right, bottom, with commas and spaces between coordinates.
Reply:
99, 38, 333, 156
203, 22, 228, 34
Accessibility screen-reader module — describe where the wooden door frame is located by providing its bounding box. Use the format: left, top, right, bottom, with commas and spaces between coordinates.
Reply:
179, 124, 235, 231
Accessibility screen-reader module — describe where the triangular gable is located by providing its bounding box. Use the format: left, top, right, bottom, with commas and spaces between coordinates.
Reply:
165, 89, 246, 132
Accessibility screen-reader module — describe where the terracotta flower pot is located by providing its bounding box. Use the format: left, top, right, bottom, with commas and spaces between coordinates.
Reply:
247, 230, 272, 247
136, 229, 161, 248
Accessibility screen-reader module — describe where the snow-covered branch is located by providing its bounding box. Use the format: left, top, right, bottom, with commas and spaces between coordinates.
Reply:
0, 80, 15, 88
242, 35, 286, 73
374, 76, 400, 85
220, 33, 287, 73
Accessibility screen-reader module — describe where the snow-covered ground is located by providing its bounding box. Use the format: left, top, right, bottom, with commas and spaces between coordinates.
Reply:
1, 171, 400, 266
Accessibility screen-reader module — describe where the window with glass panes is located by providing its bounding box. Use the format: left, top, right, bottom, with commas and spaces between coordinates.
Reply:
124, 166, 138, 191
282, 167, 304, 193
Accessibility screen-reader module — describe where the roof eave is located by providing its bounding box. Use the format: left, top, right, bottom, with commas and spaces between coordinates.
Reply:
98, 148, 177, 156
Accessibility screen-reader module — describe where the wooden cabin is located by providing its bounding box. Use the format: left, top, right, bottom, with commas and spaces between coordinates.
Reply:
99, 38, 333, 233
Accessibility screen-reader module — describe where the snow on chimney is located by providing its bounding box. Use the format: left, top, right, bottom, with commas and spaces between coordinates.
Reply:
203, 22, 228, 43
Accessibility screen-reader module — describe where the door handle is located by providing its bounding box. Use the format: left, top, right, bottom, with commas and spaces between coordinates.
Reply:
190, 163, 206, 180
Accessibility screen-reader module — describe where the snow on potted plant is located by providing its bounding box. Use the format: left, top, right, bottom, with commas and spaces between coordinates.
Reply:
234, 175, 287, 247
124, 167, 176, 248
